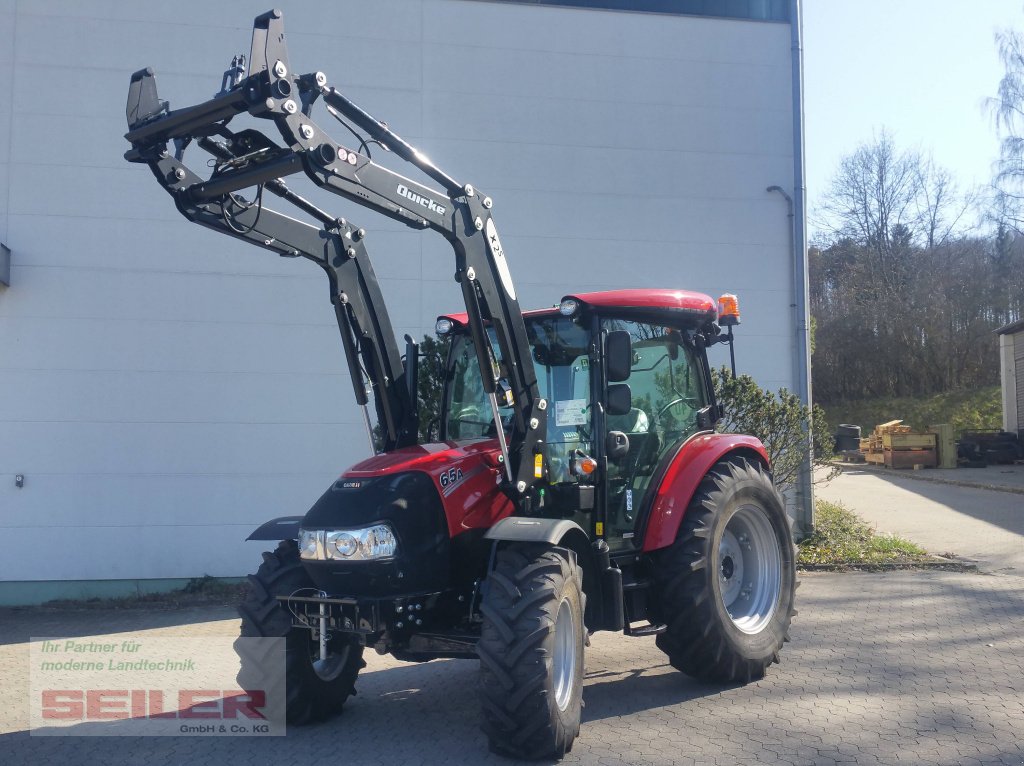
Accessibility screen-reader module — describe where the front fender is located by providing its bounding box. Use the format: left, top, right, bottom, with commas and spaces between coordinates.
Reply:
246, 516, 303, 541
640, 433, 769, 552
484, 517, 588, 548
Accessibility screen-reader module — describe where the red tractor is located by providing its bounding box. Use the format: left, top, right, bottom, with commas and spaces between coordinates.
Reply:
124, 11, 796, 759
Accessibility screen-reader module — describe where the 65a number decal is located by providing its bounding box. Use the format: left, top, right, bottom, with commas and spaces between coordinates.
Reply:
439, 467, 464, 489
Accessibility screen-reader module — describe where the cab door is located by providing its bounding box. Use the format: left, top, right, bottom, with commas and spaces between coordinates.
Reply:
599, 318, 710, 551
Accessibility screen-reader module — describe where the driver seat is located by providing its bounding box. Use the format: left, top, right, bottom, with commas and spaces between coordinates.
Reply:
607, 407, 649, 435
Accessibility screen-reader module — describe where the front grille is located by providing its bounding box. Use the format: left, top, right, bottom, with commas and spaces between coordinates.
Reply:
278, 594, 380, 634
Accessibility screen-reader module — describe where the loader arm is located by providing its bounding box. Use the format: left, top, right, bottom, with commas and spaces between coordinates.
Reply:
123, 9, 546, 505
130, 128, 417, 451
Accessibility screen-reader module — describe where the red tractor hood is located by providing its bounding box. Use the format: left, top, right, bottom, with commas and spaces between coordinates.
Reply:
345, 439, 504, 476
343, 439, 512, 537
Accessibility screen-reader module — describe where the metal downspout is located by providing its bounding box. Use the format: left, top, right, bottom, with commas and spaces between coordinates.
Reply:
789, 0, 814, 537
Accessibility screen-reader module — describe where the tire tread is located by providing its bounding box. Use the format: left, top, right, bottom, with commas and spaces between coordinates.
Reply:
652, 458, 796, 683
477, 543, 584, 760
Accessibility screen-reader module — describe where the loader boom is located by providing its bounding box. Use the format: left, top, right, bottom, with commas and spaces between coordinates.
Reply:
124, 9, 546, 504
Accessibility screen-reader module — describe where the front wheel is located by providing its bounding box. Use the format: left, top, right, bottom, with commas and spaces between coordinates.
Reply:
477, 543, 585, 760
652, 457, 796, 683
236, 539, 365, 724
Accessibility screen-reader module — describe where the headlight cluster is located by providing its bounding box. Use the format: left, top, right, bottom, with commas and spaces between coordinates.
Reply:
299, 525, 398, 562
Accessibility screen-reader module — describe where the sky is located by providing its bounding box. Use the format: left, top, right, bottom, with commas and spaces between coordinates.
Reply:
803, 1, 1024, 227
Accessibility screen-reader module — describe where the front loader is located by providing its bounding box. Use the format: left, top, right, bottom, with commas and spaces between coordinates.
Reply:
123, 10, 796, 759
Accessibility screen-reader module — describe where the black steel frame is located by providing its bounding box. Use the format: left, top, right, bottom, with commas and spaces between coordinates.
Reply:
124, 10, 547, 503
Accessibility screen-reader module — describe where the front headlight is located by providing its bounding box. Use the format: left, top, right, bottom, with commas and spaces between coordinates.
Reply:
328, 532, 359, 558
299, 529, 321, 560
299, 525, 398, 562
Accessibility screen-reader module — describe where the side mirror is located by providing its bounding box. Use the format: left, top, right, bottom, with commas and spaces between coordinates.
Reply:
605, 330, 632, 382
606, 383, 631, 417
696, 405, 719, 431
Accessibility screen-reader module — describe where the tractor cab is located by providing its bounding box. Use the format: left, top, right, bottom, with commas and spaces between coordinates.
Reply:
436, 288, 725, 553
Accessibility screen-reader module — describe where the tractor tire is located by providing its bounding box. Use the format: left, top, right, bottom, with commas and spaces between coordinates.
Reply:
477, 543, 585, 760
652, 457, 796, 683
236, 539, 365, 725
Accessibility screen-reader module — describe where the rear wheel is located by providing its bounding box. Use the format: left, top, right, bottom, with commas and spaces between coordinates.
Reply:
236, 539, 365, 724
652, 457, 796, 682
477, 543, 585, 760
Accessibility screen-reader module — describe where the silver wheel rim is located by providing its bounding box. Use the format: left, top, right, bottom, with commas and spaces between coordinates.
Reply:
718, 504, 782, 635
552, 597, 576, 711
311, 643, 350, 681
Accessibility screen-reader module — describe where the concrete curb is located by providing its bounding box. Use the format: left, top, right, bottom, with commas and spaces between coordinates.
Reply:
835, 462, 1024, 496
798, 561, 978, 573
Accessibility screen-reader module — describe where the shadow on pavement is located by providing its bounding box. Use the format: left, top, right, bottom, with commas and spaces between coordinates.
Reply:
4, 572, 1023, 765
1, 652, 726, 765
582, 663, 731, 723
0, 605, 238, 647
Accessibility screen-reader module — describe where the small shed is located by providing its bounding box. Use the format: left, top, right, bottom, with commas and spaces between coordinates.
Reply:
997, 319, 1024, 435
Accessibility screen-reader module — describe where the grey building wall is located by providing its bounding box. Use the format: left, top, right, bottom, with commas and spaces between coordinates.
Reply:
999, 328, 1022, 433
0, 0, 800, 596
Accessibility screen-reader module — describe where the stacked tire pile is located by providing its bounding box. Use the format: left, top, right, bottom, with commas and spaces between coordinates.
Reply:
834, 424, 863, 460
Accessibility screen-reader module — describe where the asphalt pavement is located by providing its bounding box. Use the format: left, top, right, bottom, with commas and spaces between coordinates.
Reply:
817, 467, 1024, 574
2, 569, 1023, 766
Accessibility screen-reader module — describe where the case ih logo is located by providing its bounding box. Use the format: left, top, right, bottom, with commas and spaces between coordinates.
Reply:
397, 183, 446, 216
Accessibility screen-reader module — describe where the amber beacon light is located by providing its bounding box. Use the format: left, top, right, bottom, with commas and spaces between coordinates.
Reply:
717, 293, 741, 326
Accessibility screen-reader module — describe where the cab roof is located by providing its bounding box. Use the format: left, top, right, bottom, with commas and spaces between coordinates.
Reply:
438, 288, 718, 327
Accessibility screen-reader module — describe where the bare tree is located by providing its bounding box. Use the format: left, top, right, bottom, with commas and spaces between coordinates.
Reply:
991, 27, 1024, 208
812, 135, 999, 404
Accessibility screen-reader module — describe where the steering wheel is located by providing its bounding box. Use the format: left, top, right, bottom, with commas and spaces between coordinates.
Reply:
453, 406, 493, 432
455, 406, 516, 437
654, 397, 696, 426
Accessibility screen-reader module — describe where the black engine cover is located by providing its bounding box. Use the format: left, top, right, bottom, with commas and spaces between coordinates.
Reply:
300, 471, 450, 597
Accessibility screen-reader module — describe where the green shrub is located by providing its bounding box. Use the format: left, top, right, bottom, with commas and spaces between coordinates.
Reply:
713, 368, 838, 489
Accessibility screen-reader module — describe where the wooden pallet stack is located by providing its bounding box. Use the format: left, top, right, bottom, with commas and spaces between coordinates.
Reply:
862, 420, 938, 469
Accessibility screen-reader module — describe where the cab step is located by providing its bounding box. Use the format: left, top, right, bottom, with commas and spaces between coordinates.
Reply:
624, 621, 667, 637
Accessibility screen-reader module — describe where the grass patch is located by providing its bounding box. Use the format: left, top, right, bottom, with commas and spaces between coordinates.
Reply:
798, 500, 930, 568
820, 386, 1001, 435
33, 577, 247, 611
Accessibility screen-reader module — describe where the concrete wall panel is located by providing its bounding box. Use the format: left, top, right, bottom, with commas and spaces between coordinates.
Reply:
0, 0, 800, 589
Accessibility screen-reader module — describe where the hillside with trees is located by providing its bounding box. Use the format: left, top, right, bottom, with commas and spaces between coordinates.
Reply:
809, 34, 1024, 430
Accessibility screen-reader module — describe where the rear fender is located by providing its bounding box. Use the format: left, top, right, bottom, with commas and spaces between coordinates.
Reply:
246, 516, 303, 541
640, 433, 769, 552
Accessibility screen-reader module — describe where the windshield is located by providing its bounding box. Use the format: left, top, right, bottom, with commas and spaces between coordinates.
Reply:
444, 316, 591, 482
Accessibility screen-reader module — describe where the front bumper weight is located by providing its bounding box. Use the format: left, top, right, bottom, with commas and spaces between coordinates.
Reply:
278, 594, 380, 635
